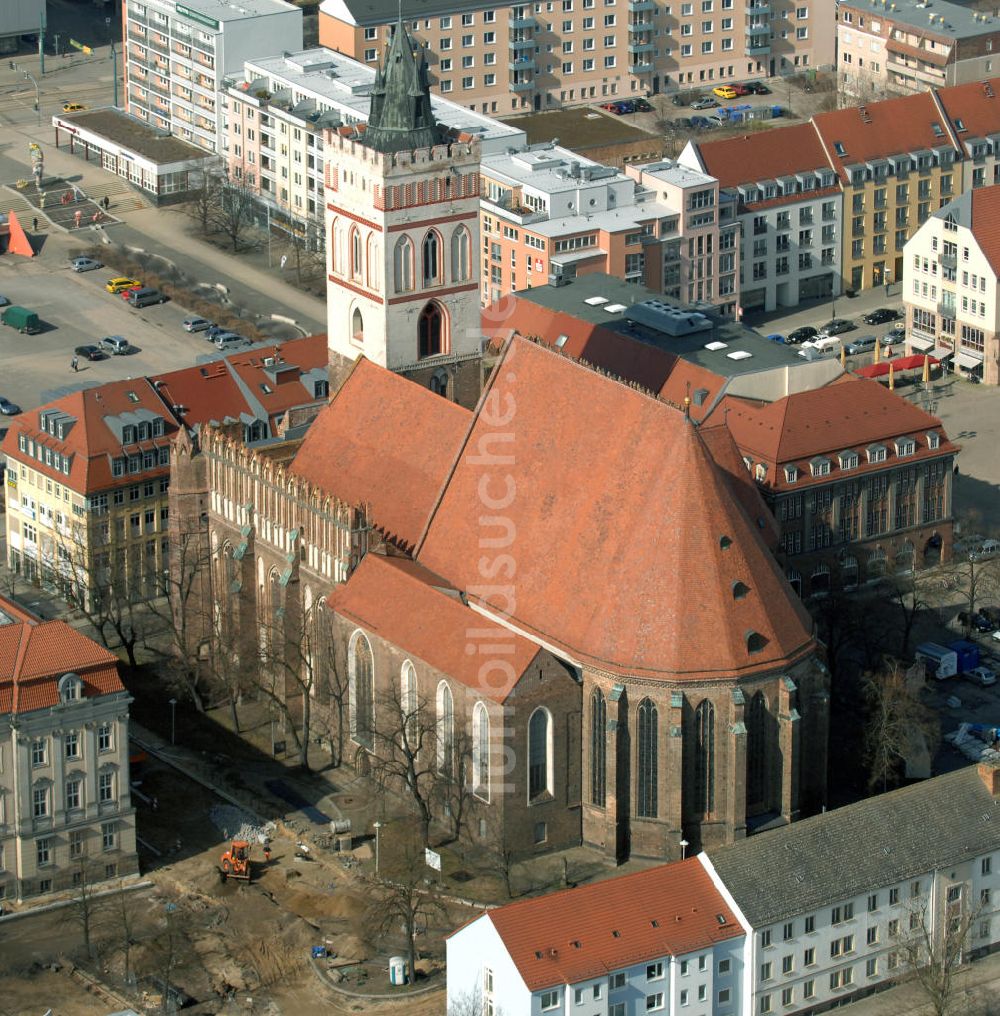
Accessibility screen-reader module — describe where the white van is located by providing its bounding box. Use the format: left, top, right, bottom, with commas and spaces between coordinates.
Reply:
798, 338, 840, 359
915, 642, 958, 680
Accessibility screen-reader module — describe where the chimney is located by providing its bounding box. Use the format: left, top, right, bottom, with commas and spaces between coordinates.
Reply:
978, 761, 1000, 796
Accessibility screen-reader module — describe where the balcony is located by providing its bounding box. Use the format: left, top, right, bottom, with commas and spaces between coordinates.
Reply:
147, 35, 169, 55
940, 252, 957, 269
746, 20, 770, 33
510, 78, 535, 91
628, 42, 656, 54
511, 56, 536, 70
747, 2, 771, 12
745, 36, 771, 54
629, 0, 657, 8
511, 15, 537, 28
628, 20, 654, 34
937, 302, 956, 318
630, 61, 654, 73
509, 38, 535, 52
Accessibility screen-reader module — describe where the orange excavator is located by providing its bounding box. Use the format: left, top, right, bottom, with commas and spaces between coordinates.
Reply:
219, 840, 252, 883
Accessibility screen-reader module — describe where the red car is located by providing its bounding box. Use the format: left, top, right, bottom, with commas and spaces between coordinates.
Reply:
120, 285, 143, 301
731, 84, 752, 96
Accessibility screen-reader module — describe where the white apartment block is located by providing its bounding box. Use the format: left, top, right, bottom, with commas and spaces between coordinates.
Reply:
319, 0, 835, 116
446, 858, 746, 1016
903, 185, 1000, 384
123, 0, 302, 152
223, 47, 525, 233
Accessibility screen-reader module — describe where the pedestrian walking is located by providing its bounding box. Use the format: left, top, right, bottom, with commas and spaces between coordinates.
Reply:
32, 216, 38, 232
70, 356, 78, 372
263, 838, 272, 863
103, 195, 110, 211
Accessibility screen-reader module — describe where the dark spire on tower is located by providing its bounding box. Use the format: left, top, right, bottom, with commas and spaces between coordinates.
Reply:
364, 15, 444, 154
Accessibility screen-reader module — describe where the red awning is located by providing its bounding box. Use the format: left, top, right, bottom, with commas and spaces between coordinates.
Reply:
854, 354, 939, 378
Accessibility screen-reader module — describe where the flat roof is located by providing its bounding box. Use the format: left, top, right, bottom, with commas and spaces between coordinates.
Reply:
503, 107, 660, 151
53, 107, 212, 165
518, 274, 805, 377
321, 0, 493, 26
151, 0, 300, 22
639, 159, 716, 189
238, 47, 525, 151
840, 0, 1000, 39
532, 204, 672, 238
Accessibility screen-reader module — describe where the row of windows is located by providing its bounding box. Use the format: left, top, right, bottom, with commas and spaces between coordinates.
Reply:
111, 447, 170, 477
34, 822, 120, 868
32, 772, 117, 817
31, 726, 115, 766
17, 435, 72, 477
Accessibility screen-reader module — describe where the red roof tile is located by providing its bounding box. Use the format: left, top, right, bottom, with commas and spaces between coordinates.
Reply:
935, 78, 1000, 144
812, 91, 954, 183
328, 554, 540, 701
416, 337, 815, 681
692, 122, 834, 190
479, 858, 742, 992
970, 186, 1000, 276
289, 358, 472, 550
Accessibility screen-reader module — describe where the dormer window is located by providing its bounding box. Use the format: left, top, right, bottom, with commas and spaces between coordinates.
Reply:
122, 425, 137, 444
895, 436, 916, 457
839, 450, 859, 471
152, 418, 165, 437
810, 456, 831, 477
926, 431, 940, 450
754, 463, 768, 483
867, 444, 887, 464
733, 581, 750, 600
743, 456, 753, 472
58, 673, 82, 703
784, 465, 798, 483
746, 630, 768, 654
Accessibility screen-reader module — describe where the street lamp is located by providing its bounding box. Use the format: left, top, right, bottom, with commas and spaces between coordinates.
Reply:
373, 820, 383, 876
680, 837, 689, 860
169, 698, 177, 745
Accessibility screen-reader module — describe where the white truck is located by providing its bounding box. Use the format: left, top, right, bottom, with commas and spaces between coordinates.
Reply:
915, 642, 959, 680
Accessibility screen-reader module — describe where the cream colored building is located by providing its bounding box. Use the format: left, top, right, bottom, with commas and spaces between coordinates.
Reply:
904, 185, 1000, 385
318, 0, 835, 116
0, 598, 137, 904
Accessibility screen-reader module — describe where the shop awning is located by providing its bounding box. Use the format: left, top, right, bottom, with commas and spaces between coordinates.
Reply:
908, 334, 934, 352
957, 349, 984, 370
931, 346, 955, 361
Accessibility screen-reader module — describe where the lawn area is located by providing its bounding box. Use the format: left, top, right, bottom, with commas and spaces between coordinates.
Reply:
503, 107, 656, 148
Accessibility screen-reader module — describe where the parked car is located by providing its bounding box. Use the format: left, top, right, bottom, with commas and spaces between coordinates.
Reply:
62, 102, 86, 113
844, 335, 878, 355
214, 332, 247, 349
183, 317, 212, 333
74, 344, 106, 361
970, 539, 1000, 561
690, 116, 717, 129
633, 98, 653, 112
967, 666, 998, 687
690, 96, 719, 109
1, 306, 40, 334
206, 325, 229, 340
885, 324, 906, 342
70, 256, 102, 272
128, 287, 168, 308
712, 85, 738, 99
99, 335, 131, 356
670, 117, 694, 129
862, 307, 899, 325
0, 397, 21, 416
671, 93, 686, 106
0, 295, 8, 307
746, 81, 771, 94
787, 326, 818, 344
730, 84, 752, 96
959, 610, 994, 633
106, 277, 141, 294
818, 318, 854, 337
766, 333, 787, 344
120, 285, 143, 300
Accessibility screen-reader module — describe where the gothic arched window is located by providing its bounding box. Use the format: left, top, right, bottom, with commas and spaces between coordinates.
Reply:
422, 230, 440, 284
436, 681, 454, 775
418, 301, 445, 358
451, 226, 471, 282
747, 691, 768, 811
473, 701, 490, 801
350, 227, 363, 281
637, 698, 658, 818
590, 688, 606, 808
694, 699, 715, 815
349, 630, 374, 749
528, 707, 552, 800
394, 235, 414, 293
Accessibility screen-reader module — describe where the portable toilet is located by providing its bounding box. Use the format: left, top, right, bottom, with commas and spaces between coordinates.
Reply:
389, 956, 409, 985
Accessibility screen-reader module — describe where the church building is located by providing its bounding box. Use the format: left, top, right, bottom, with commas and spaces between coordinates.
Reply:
172, 21, 830, 863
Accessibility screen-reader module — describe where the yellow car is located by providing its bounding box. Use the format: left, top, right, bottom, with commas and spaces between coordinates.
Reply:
62, 102, 87, 113
712, 85, 738, 100
106, 277, 142, 294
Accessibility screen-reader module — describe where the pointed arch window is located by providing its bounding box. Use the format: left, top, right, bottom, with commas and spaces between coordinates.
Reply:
394, 235, 414, 292
350, 227, 363, 280
472, 701, 490, 802
367, 235, 381, 292
694, 699, 715, 815
349, 630, 374, 749
451, 226, 471, 282
436, 681, 454, 776
746, 691, 768, 811
528, 707, 552, 800
637, 698, 658, 818
418, 301, 445, 358
422, 230, 440, 284
401, 661, 417, 746
590, 688, 606, 808
351, 306, 364, 346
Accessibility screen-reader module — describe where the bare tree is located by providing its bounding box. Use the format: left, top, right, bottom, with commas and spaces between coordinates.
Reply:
364, 837, 448, 985
273, 217, 326, 288
466, 806, 517, 899
213, 179, 260, 253
937, 530, 1000, 637
882, 559, 937, 660
896, 886, 987, 1016
72, 859, 99, 960
435, 727, 475, 845
184, 169, 223, 236
863, 659, 939, 793
116, 879, 138, 988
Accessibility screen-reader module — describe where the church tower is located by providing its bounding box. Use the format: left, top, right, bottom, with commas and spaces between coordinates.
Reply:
324, 18, 483, 405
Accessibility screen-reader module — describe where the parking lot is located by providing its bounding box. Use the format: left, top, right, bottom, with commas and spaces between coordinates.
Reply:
0, 238, 302, 416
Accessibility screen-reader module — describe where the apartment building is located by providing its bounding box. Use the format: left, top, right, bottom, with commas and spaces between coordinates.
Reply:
0, 598, 137, 904
935, 77, 1000, 193
448, 761, 1000, 1016
904, 185, 1000, 384
812, 90, 961, 294
447, 857, 746, 1015
317, 0, 834, 117
1, 381, 179, 611
123, 0, 302, 152
223, 47, 524, 235
837, 0, 1000, 101
713, 376, 958, 595
680, 123, 842, 313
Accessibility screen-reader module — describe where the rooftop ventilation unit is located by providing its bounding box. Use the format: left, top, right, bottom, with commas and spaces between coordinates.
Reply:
727, 350, 753, 360
585, 296, 609, 306
625, 300, 714, 337
705, 341, 728, 351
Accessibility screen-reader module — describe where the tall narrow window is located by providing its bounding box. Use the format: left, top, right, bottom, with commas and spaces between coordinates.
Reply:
394, 235, 414, 292
528, 708, 551, 799
401, 661, 417, 746
349, 630, 374, 750
418, 301, 445, 358
590, 688, 606, 807
351, 227, 363, 280
473, 701, 490, 801
351, 307, 364, 346
694, 699, 715, 814
637, 698, 658, 818
436, 682, 454, 775
747, 691, 768, 811
451, 226, 471, 281
422, 230, 440, 284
